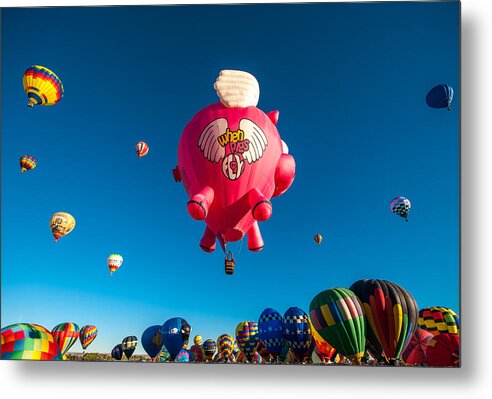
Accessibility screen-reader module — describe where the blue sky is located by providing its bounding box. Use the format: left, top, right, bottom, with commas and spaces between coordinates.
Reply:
1, 2, 459, 355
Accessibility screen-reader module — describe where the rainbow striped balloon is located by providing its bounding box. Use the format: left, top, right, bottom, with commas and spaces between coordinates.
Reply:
217, 334, 235, 362
79, 325, 98, 350
235, 321, 260, 363
23, 65, 64, 107
51, 322, 80, 356
1, 323, 62, 360
19, 155, 37, 173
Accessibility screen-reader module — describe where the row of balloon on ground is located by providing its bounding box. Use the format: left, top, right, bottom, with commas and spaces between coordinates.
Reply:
1, 279, 459, 366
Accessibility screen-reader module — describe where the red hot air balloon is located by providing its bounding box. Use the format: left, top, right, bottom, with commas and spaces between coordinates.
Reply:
426, 333, 460, 367
173, 70, 296, 273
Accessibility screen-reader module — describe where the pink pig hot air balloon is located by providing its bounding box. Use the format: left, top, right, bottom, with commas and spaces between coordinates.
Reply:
173, 70, 296, 274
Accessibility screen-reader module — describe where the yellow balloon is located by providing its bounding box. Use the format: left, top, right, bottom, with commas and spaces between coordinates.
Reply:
50, 212, 76, 242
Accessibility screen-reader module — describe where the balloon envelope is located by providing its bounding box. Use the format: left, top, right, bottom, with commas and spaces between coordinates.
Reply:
258, 307, 285, 357
121, 336, 138, 360
418, 307, 460, 336
426, 84, 454, 109
141, 325, 164, 359
50, 212, 76, 242
426, 333, 460, 367
19, 155, 37, 173
309, 288, 366, 364
349, 279, 419, 362
161, 317, 192, 359
202, 339, 217, 360
23, 65, 64, 107
1, 323, 62, 360
217, 334, 235, 362
235, 321, 260, 363
79, 325, 97, 350
136, 141, 149, 158
401, 328, 433, 365
282, 307, 312, 362
314, 234, 322, 245
390, 197, 411, 221
52, 322, 80, 356
107, 254, 123, 275
111, 344, 123, 360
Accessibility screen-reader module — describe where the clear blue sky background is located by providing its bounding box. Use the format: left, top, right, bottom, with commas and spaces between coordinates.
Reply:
1, 2, 459, 355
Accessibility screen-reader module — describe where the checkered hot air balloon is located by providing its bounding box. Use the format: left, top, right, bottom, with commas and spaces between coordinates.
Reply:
390, 196, 411, 222
309, 288, 366, 365
23, 65, 64, 107
136, 141, 149, 158
51, 322, 80, 356
1, 323, 62, 360
258, 307, 285, 361
350, 279, 419, 364
282, 307, 313, 363
19, 155, 37, 173
235, 321, 260, 363
121, 336, 138, 360
418, 307, 460, 337
79, 325, 97, 351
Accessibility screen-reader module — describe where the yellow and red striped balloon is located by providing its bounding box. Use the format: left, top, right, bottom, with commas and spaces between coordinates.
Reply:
51, 322, 80, 356
19, 155, 37, 173
23, 65, 64, 107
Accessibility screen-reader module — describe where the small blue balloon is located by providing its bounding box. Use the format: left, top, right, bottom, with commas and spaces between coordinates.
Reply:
141, 325, 164, 359
426, 84, 454, 110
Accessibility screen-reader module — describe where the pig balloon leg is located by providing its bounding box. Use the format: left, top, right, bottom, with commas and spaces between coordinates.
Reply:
187, 186, 214, 220
247, 221, 264, 252
200, 226, 217, 253
272, 153, 296, 198
248, 188, 272, 221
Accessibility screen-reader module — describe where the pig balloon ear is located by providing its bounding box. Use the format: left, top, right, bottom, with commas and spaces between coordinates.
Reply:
214, 70, 260, 108
267, 110, 279, 125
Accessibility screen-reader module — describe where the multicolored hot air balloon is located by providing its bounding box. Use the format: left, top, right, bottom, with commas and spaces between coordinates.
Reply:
141, 325, 164, 359
309, 288, 366, 365
50, 212, 76, 242
235, 321, 260, 363
217, 334, 235, 363
23, 65, 64, 107
19, 155, 37, 173
258, 307, 285, 360
79, 325, 97, 351
107, 254, 123, 276
51, 322, 80, 357
401, 328, 433, 365
309, 319, 337, 362
390, 196, 411, 222
1, 323, 62, 360
426, 333, 460, 367
418, 307, 460, 336
136, 141, 149, 158
161, 317, 192, 360
122, 336, 138, 360
173, 70, 296, 274
190, 344, 204, 362
314, 234, 322, 245
282, 307, 313, 363
194, 335, 203, 346
426, 84, 454, 110
256, 340, 272, 363
349, 279, 419, 364
111, 344, 123, 361
202, 339, 217, 362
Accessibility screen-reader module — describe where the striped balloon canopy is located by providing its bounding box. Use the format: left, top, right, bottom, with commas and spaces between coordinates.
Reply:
350, 279, 419, 363
1, 323, 62, 360
51, 322, 80, 356
23, 65, 64, 107
309, 288, 366, 365
418, 307, 460, 336
314, 234, 322, 245
79, 325, 97, 350
235, 321, 260, 363
217, 334, 235, 362
121, 335, 138, 360
19, 155, 37, 173
258, 307, 285, 358
136, 141, 149, 158
282, 307, 312, 363
390, 196, 411, 222
401, 328, 433, 365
